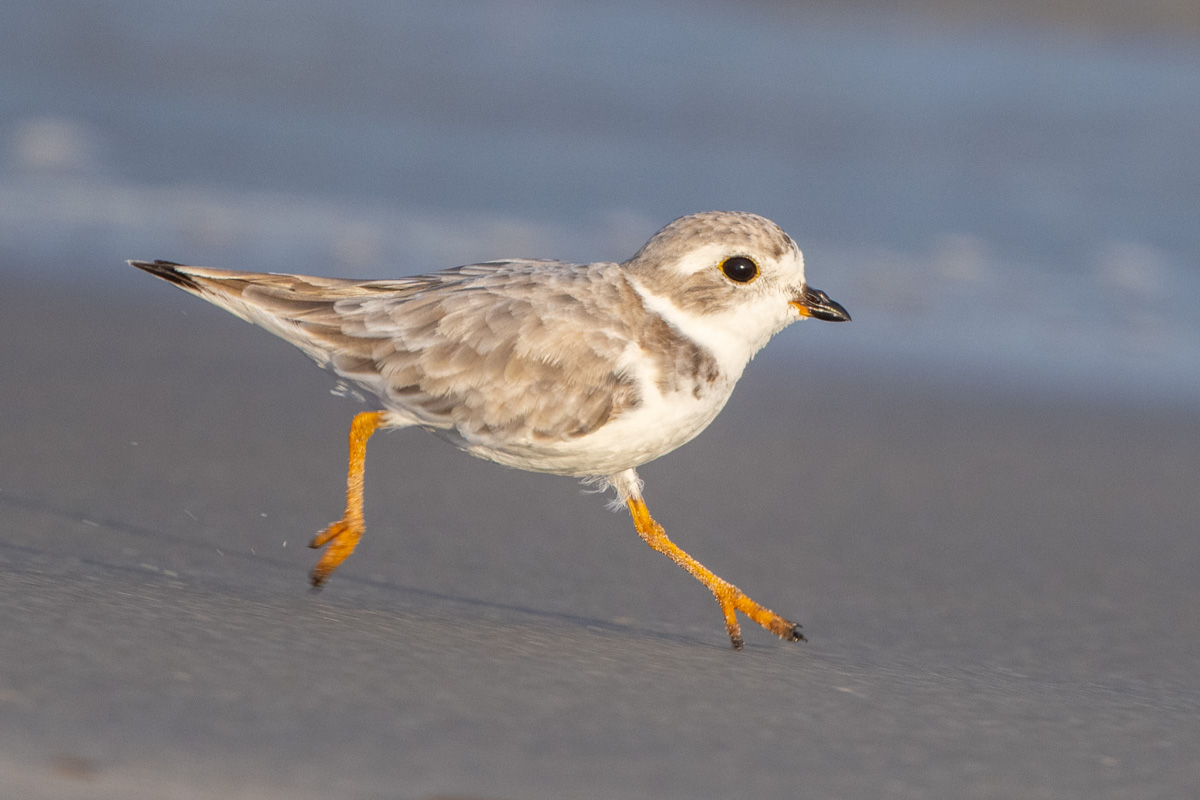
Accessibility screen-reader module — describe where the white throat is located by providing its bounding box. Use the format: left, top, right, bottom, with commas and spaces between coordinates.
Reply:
627, 275, 789, 382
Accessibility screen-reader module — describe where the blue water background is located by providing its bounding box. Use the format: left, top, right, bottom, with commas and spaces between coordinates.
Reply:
2, 1, 1198, 401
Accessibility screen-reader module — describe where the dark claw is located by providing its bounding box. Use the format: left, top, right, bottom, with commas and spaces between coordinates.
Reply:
786, 625, 807, 643
730, 634, 745, 651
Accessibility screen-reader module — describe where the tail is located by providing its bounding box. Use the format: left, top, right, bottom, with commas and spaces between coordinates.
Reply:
129, 259, 380, 367
129, 260, 207, 292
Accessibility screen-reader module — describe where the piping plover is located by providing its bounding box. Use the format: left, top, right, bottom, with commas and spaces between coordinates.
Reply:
132, 211, 849, 649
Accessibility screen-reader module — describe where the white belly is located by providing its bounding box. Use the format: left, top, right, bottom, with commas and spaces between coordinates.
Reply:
459, 375, 735, 477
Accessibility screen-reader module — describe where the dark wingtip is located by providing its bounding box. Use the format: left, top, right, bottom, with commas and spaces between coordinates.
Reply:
129, 259, 201, 292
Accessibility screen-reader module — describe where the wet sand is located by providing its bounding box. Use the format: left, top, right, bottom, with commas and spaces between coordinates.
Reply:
1, 273, 1198, 799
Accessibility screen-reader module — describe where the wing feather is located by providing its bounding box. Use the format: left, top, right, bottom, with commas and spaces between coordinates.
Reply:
133, 259, 644, 445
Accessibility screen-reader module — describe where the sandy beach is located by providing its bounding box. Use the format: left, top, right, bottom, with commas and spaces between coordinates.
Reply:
1, 273, 1197, 799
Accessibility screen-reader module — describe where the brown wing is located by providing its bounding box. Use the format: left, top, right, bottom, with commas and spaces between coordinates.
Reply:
132, 259, 643, 443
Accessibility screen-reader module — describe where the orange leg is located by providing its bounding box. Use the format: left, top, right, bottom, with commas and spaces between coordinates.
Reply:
627, 497, 804, 650
309, 410, 386, 587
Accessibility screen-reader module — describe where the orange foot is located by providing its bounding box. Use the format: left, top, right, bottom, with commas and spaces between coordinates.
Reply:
628, 496, 805, 650
713, 577, 806, 651
307, 410, 386, 588
309, 516, 363, 587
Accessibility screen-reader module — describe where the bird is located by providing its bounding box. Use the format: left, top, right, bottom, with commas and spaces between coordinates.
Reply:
131, 210, 850, 649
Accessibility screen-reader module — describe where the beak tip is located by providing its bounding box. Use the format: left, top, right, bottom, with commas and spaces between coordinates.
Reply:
795, 287, 851, 322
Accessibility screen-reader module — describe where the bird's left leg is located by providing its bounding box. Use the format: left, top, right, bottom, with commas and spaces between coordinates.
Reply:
309, 410, 387, 587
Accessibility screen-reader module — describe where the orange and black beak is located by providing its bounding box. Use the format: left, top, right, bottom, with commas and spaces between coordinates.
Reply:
791, 285, 850, 322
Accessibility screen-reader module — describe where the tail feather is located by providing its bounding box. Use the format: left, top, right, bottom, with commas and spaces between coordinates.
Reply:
129, 260, 205, 293
130, 259, 274, 327
129, 259, 358, 366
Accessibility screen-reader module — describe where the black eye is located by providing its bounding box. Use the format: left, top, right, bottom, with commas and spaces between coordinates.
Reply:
720, 256, 759, 283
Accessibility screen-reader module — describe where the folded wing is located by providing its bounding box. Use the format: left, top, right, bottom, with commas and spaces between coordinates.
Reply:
131, 260, 641, 444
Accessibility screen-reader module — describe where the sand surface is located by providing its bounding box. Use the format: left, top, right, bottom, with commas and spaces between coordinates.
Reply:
1, 275, 1198, 799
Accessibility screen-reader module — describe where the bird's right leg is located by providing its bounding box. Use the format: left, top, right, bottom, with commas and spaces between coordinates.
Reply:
626, 493, 805, 650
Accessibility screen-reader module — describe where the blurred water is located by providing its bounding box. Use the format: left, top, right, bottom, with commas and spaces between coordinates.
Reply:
2, 1, 1198, 401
